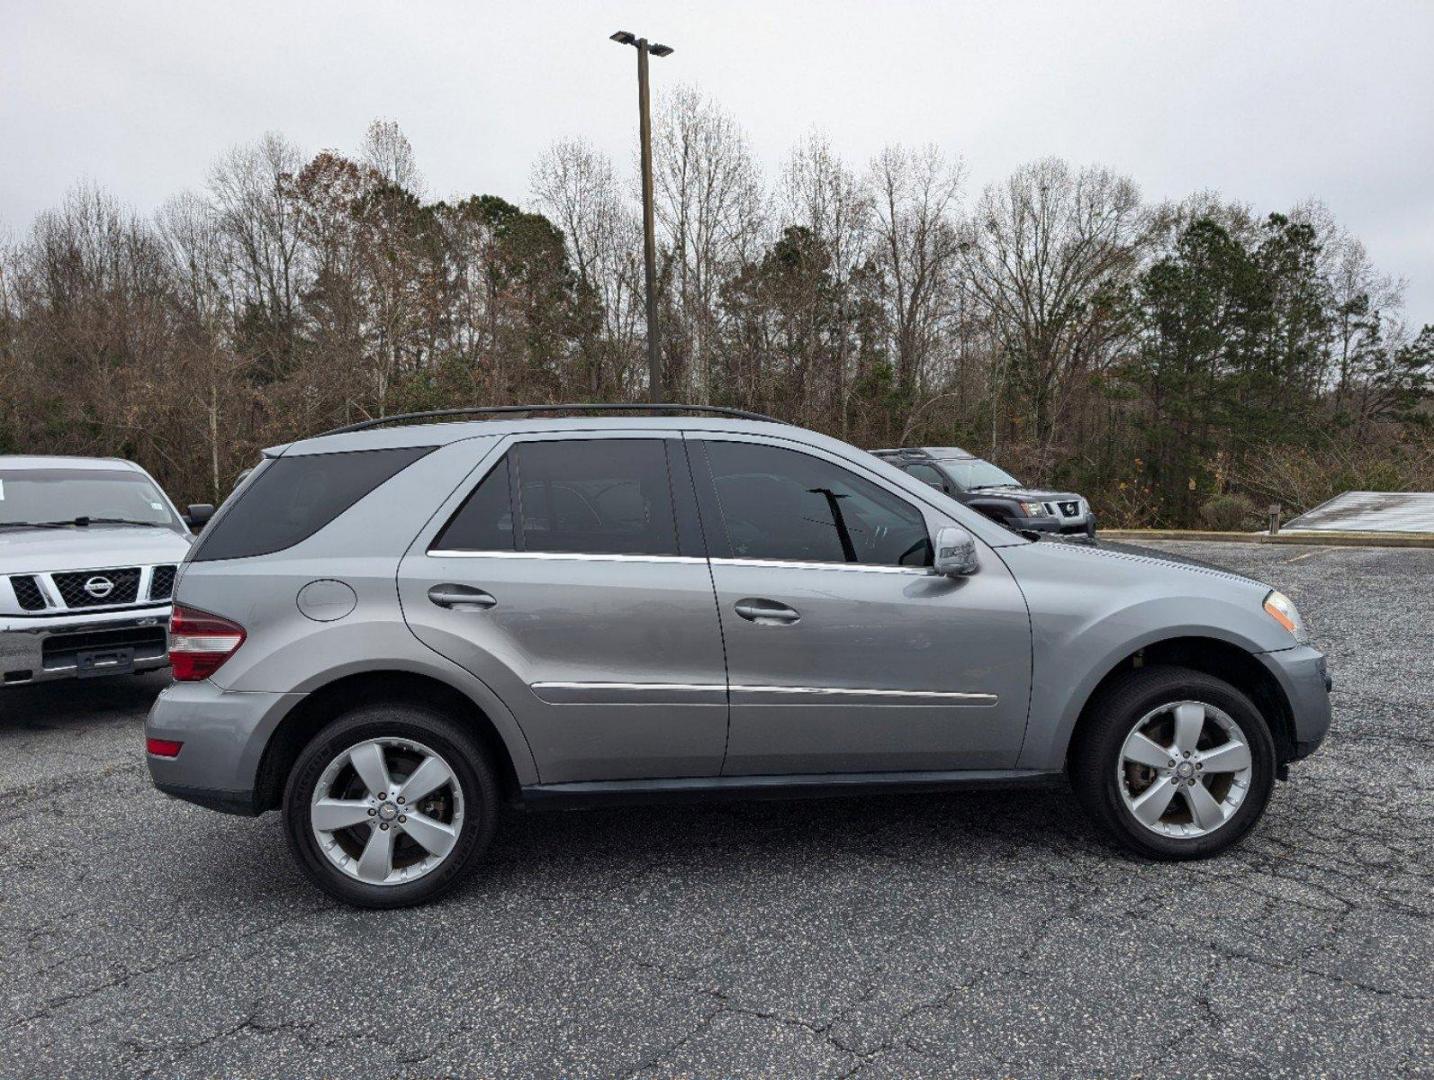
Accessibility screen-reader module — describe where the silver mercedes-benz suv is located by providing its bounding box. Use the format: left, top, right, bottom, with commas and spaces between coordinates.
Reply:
145, 406, 1331, 908
1, 456, 210, 686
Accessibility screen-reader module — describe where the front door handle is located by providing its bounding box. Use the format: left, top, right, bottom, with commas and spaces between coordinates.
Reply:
734, 598, 800, 625
428, 584, 497, 610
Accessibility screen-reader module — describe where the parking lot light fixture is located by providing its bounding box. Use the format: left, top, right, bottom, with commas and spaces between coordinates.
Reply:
610, 29, 673, 402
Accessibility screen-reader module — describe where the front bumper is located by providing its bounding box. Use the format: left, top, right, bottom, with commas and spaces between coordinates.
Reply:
1, 607, 171, 686
1257, 644, 1333, 761
1015, 514, 1098, 540
146, 679, 305, 815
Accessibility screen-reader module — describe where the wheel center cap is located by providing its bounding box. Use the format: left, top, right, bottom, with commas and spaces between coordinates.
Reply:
377, 801, 398, 822
1175, 761, 1195, 780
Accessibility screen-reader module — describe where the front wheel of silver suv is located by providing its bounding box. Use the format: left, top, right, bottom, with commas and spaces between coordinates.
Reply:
283, 703, 498, 908
1070, 665, 1277, 860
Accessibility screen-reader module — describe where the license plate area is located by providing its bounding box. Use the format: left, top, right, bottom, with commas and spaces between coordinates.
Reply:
76, 647, 136, 677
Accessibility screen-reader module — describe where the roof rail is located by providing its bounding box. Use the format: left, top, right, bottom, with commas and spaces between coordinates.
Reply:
318, 403, 786, 437
870, 447, 933, 458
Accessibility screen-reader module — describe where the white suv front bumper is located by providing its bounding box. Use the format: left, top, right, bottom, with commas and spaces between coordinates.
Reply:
0, 607, 171, 686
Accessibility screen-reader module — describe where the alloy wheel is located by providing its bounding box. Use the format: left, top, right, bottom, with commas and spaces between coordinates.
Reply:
1116, 699, 1254, 839
310, 737, 465, 885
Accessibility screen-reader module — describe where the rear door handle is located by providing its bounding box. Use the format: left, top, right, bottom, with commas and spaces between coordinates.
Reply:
428, 584, 497, 610
734, 598, 800, 625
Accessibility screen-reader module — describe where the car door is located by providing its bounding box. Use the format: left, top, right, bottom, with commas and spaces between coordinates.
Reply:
689, 434, 1032, 775
398, 432, 729, 784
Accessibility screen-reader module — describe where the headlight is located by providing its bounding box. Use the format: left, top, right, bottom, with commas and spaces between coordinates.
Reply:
1263, 590, 1308, 643
1019, 501, 1047, 517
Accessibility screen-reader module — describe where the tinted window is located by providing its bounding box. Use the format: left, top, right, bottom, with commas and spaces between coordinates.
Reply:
905, 463, 947, 491
434, 439, 678, 556
432, 457, 514, 551
702, 441, 931, 567
192, 446, 433, 561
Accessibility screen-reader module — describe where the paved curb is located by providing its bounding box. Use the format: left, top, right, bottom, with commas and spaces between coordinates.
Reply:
1100, 528, 1434, 549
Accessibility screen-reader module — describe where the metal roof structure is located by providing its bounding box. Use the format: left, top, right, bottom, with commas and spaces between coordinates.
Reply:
1282, 491, 1434, 533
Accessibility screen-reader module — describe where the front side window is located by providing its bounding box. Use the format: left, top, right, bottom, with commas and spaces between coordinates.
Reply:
700, 440, 932, 567
433, 439, 678, 557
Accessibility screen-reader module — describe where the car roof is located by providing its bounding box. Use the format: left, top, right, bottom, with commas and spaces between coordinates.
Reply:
273, 415, 800, 457
0, 454, 142, 472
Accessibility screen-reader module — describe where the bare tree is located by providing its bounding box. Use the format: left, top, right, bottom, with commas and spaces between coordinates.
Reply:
961, 157, 1147, 473
867, 145, 966, 409
652, 86, 764, 400
778, 133, 872, 434
362, 119, 424, 196
207, 132, 307, 379
532, 138, 645, 395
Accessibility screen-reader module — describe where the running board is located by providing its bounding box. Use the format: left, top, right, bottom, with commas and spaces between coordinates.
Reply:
519, 769, 1062, 810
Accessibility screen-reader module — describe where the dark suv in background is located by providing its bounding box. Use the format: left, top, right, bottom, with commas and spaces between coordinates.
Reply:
872, 447, 1096, 541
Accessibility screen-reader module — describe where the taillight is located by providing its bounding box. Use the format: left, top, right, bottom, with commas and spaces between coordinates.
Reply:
146, 737, 183, 757
168, 604, 246, 681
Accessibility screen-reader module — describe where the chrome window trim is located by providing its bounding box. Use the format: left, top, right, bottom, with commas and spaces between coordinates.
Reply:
428, 549, 933, 574
428, 550, 708, 565
710, 557, 931, 576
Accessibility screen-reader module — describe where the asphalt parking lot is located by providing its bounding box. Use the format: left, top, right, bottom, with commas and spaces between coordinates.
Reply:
3, 540, 1431, 1079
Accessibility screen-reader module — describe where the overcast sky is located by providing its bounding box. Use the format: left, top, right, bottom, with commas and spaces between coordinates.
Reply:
4, 0, 1432, 321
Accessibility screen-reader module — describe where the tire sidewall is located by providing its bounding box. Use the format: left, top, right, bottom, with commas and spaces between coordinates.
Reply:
1081, 668, 1276, 860
283, 704, 497, 908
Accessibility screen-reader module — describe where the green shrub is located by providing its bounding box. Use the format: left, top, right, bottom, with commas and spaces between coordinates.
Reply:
1199, 493, 1260, 531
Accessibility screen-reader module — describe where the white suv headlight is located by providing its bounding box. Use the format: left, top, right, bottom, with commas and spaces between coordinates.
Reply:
1263, 590, 1309, 643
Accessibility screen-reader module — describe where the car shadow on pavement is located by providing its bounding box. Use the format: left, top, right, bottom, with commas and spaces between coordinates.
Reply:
153, 779, 1104, 909
456, 783, 1104, 898
0, 670, 169, 729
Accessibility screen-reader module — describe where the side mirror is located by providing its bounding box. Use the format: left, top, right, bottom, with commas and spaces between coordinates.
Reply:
932, 524, 978, 577
184, 504, 215, 529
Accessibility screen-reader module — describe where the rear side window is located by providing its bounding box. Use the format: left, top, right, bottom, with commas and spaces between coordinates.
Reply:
432, 456, 515, 552
192, 446, 433, 561
432, 439, 678, 557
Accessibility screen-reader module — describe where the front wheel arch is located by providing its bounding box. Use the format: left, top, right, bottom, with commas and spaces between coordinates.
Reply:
1065, 636, 1297, 771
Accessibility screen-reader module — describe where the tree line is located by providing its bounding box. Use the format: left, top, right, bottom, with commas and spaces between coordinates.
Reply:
2, 95, 1429, 527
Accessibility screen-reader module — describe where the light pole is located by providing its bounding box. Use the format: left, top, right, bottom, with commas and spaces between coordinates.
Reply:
610, 30, 672, 403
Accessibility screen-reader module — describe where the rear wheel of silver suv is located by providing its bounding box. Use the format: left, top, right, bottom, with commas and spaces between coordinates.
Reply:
283, 703, 498, 908
1070, 665, 1276, 859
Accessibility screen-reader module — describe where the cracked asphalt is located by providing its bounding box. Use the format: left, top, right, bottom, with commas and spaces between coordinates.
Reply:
2, 540, 1431, 1078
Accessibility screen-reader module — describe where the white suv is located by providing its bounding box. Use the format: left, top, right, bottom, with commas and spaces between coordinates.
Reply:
1, 456, 209, 687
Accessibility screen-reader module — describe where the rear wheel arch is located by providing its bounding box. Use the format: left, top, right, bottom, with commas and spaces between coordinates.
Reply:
254, 670, 525, 813
1067, 636, 1297, 767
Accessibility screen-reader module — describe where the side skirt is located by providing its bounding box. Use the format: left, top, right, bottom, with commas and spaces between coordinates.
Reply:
519, 768, 1063, 811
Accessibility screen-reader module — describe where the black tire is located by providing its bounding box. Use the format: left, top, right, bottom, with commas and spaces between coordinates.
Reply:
283, 702, 499, 908
1069, 665, 1276, 860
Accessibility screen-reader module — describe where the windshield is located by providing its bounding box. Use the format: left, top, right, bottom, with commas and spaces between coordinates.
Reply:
0, 468, 183, 530
938, 458, 1021, 491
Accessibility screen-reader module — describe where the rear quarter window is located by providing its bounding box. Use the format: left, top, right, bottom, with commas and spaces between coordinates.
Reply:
192, 445, 433, 562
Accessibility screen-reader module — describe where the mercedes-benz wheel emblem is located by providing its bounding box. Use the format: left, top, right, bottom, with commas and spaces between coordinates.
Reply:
83, 575, 115, 599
